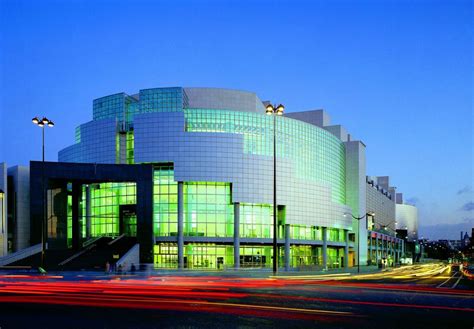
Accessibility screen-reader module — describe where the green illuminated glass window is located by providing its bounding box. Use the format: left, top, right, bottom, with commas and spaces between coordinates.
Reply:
289, 245, 321, 267
85, 182, 137, 237
183, 182, 233, 238
327, 247, 344, 268
239, 246, 273, 268
240, 203, 273, 238
184, 109, 346, 204
153, 166, 178, 236
154, 243, 178, 268
327, 228, 346, 242
67, 194, 72, 247
290, 225, 323, 240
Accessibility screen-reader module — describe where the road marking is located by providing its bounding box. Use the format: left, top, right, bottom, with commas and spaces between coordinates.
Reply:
437, 271, 457, 288
452, 275, 463, 289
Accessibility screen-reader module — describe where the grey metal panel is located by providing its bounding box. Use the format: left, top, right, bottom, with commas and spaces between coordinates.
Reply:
7, 166, 30, 251
134, 111, 353, 230
58, 119, 116, 164
285, 110, 330, 127
184, 88, 265, 113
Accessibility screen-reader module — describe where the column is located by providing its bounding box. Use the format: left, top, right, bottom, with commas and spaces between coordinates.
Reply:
322, 227, 327, 269
85, 185, 91, 239
284, 224, 290, 271
391, 239, 394, 265
233, 202, 240, 269
136, 174, 154, 264
382, 238, 386, 261
177, 181, 184, 269
392, 241, 395, 264
375, 235, 379, 264
344, 230, 349, 268
71, 183, 81, 250
369, 234, 373, 265
395, 241, 399, 264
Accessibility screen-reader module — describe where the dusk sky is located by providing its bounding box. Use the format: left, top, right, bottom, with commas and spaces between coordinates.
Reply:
0, 0, 472, 240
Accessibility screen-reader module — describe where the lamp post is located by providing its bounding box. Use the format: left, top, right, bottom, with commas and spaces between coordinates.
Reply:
265, 103, 284, 275
0, 189, 4, 256
381, 220, 397, 231
346, 211, 375, 273
32, 117, 54, 269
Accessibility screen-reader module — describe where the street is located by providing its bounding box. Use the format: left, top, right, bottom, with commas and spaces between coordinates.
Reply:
0, 263, 472, 328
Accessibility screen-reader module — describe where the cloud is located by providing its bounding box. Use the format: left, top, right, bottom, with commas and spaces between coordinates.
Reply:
457, 186, 472, 195
405, 197, 419, 206
460, 201, 474, 211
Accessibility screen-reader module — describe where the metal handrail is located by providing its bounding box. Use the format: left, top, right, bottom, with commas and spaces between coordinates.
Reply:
58, 244, 95, 266
108, 234, 125, 246
83, 236, 102, 248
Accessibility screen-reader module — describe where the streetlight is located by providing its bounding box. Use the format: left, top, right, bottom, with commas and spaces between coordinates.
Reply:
265, 103, 284, 275
0, 189, 4, 255
345, 211, 375, 273
380, 220, 397, 231
32, 116, 54, 269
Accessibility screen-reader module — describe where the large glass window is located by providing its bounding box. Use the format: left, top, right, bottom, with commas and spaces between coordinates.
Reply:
327, 228, 346, 242
289, 245, 320, 267
290, 225, 323, 240
327, 247, 344, 268
240, 246, 273, 268
183, 182, 233, 238
240, 203, 273, 238
153, 166, 178, 236
185, 109, 346, 204
139, 87, 185, 113
184, 244, 233, 269
86, 182, 136, 237
154, 243, 177, 268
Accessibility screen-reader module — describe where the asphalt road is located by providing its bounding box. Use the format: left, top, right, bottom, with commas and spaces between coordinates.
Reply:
0, 263, 472, 329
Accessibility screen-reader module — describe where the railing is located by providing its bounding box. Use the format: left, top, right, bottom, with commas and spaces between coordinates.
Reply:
108, 234, 125, 246
0, 244, 42, 266
58, 244, 95, 266
83, 236, 102, 248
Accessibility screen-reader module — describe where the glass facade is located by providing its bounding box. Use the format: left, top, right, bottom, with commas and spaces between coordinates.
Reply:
153, 166, 178, 236
184, 182, 233, 237
240, 203, 273, 239
290, 245, 320, 267
93, 93, 126, 121
154, 243, 277, 269
58, 87, 363, 270
327, 228, 346, 242
139, 87, 187, 113
84, 182, 137, 237
289, 225, 323, 240
327, 248, 343, 268
184, 109, 346, 204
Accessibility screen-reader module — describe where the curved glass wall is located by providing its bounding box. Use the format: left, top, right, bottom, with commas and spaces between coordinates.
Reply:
184, 109, 346, 204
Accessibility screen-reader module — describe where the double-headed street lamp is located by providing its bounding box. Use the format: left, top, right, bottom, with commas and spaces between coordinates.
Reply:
32, 117, 54, 269
345, 211, 375, 273
265, 103, 284, 275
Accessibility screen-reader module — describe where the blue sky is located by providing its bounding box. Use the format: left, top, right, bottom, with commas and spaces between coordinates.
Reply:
0, 0, 472, 239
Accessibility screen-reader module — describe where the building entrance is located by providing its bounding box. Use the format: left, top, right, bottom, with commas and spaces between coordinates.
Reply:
119, 204, 137, 237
